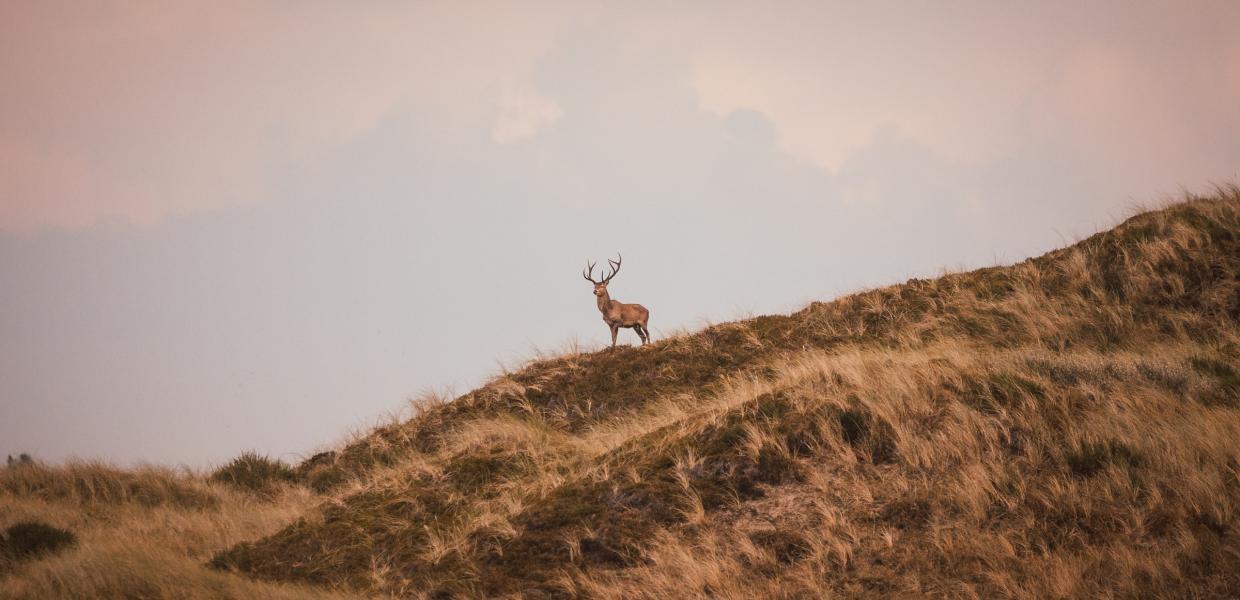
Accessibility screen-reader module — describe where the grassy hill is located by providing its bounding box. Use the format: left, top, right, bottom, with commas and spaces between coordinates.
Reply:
3, 189, 1239, 599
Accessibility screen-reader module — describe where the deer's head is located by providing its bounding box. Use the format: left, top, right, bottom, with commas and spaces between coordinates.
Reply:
583, 254, 622, 297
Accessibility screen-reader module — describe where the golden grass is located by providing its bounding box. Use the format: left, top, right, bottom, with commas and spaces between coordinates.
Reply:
5, 189, 1240, 598
557, 342, 1240, 598
0, 462, 368, 599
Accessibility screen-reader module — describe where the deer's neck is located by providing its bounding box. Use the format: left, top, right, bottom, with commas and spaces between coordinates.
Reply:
596, 290, 613, 314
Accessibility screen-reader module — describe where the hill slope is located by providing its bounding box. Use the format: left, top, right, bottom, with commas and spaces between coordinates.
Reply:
206, 190, 1240, 598
3, 191, 1237, 599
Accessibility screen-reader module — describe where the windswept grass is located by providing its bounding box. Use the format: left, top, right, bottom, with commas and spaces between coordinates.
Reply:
6, 188, 1240, 598
1, 460, 218, 510
210, 452, 298, 496
0, 461, 367, 599
202, 190, 1240, 598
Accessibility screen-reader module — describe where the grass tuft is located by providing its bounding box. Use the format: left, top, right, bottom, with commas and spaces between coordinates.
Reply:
209, 451, 297, 494
0, 521, 76, 568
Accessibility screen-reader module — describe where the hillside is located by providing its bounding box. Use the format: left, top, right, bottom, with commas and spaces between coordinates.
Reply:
4, 189, 1240, 599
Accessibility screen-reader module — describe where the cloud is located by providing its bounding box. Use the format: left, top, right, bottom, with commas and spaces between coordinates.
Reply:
5, 2, 1237, 232
687, 1, 1240, 199
492, 86, 563, 143
0, 2, 576, 231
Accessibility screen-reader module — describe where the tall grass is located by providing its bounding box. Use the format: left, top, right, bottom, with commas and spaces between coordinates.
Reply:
5, 190, 1239, 598
0, 461, 366, 599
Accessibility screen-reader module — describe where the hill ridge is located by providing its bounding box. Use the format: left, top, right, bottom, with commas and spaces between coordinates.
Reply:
208, 190, 1240, 598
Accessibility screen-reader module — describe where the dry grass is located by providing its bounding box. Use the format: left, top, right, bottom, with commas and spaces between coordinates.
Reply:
5, 189, 1240, 598
0, 461, 368, 599
559, 343, 1240, 598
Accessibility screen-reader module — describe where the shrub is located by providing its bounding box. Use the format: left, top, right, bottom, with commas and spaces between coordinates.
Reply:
210, 452, 297, 493
0, 521, 77, 566
5, 453, 35, 467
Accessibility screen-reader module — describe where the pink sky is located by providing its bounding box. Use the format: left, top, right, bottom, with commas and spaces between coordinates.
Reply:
1, 2, 1238, 465
4, 2, 1237, 231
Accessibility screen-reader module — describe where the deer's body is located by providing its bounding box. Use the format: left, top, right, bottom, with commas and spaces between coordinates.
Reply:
584, 254, 651, 348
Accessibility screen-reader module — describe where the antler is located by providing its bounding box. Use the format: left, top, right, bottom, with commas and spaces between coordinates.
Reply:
583, 260, 600, 284
602, 253, 622, 283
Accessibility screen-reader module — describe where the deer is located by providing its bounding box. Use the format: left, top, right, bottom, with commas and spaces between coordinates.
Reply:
583, 253, 650, 349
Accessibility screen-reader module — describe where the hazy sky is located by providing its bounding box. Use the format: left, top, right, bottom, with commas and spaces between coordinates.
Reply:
2, 2, 1238, 466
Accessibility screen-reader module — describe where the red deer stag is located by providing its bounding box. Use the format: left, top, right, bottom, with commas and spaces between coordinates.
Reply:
583, 253, 650, 348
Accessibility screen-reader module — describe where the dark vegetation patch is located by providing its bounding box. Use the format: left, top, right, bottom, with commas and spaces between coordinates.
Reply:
879, 496, 937, 531
1026, 358, 1124, 387
303, 466, 347, 494
679, 394, 813, 498
1190, 356, 1240, 407
295, 451, 347, 493
0, 521, 77, 569
443, 449, 535, 497
748, 529, 811, 566
483, 322, 772, 430
211, 477, 465, 589
1173, 202, 1240, 247
837, 406, 898, 463
478, 391, 839, 595
1135, 361, 1189, 393
479, 480, 653, 595
950, 371, 1048, 416
210, 451, 297, 494
1064, 440, 1144, 478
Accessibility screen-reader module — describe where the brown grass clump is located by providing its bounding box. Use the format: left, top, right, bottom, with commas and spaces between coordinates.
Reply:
7, 189, 1240, 598
210, 452, 299, 496
0, 521, 77, 572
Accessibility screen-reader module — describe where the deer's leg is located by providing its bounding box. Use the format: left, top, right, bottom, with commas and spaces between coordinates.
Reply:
610, 324, 619, 348
636, 325, 648, 345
